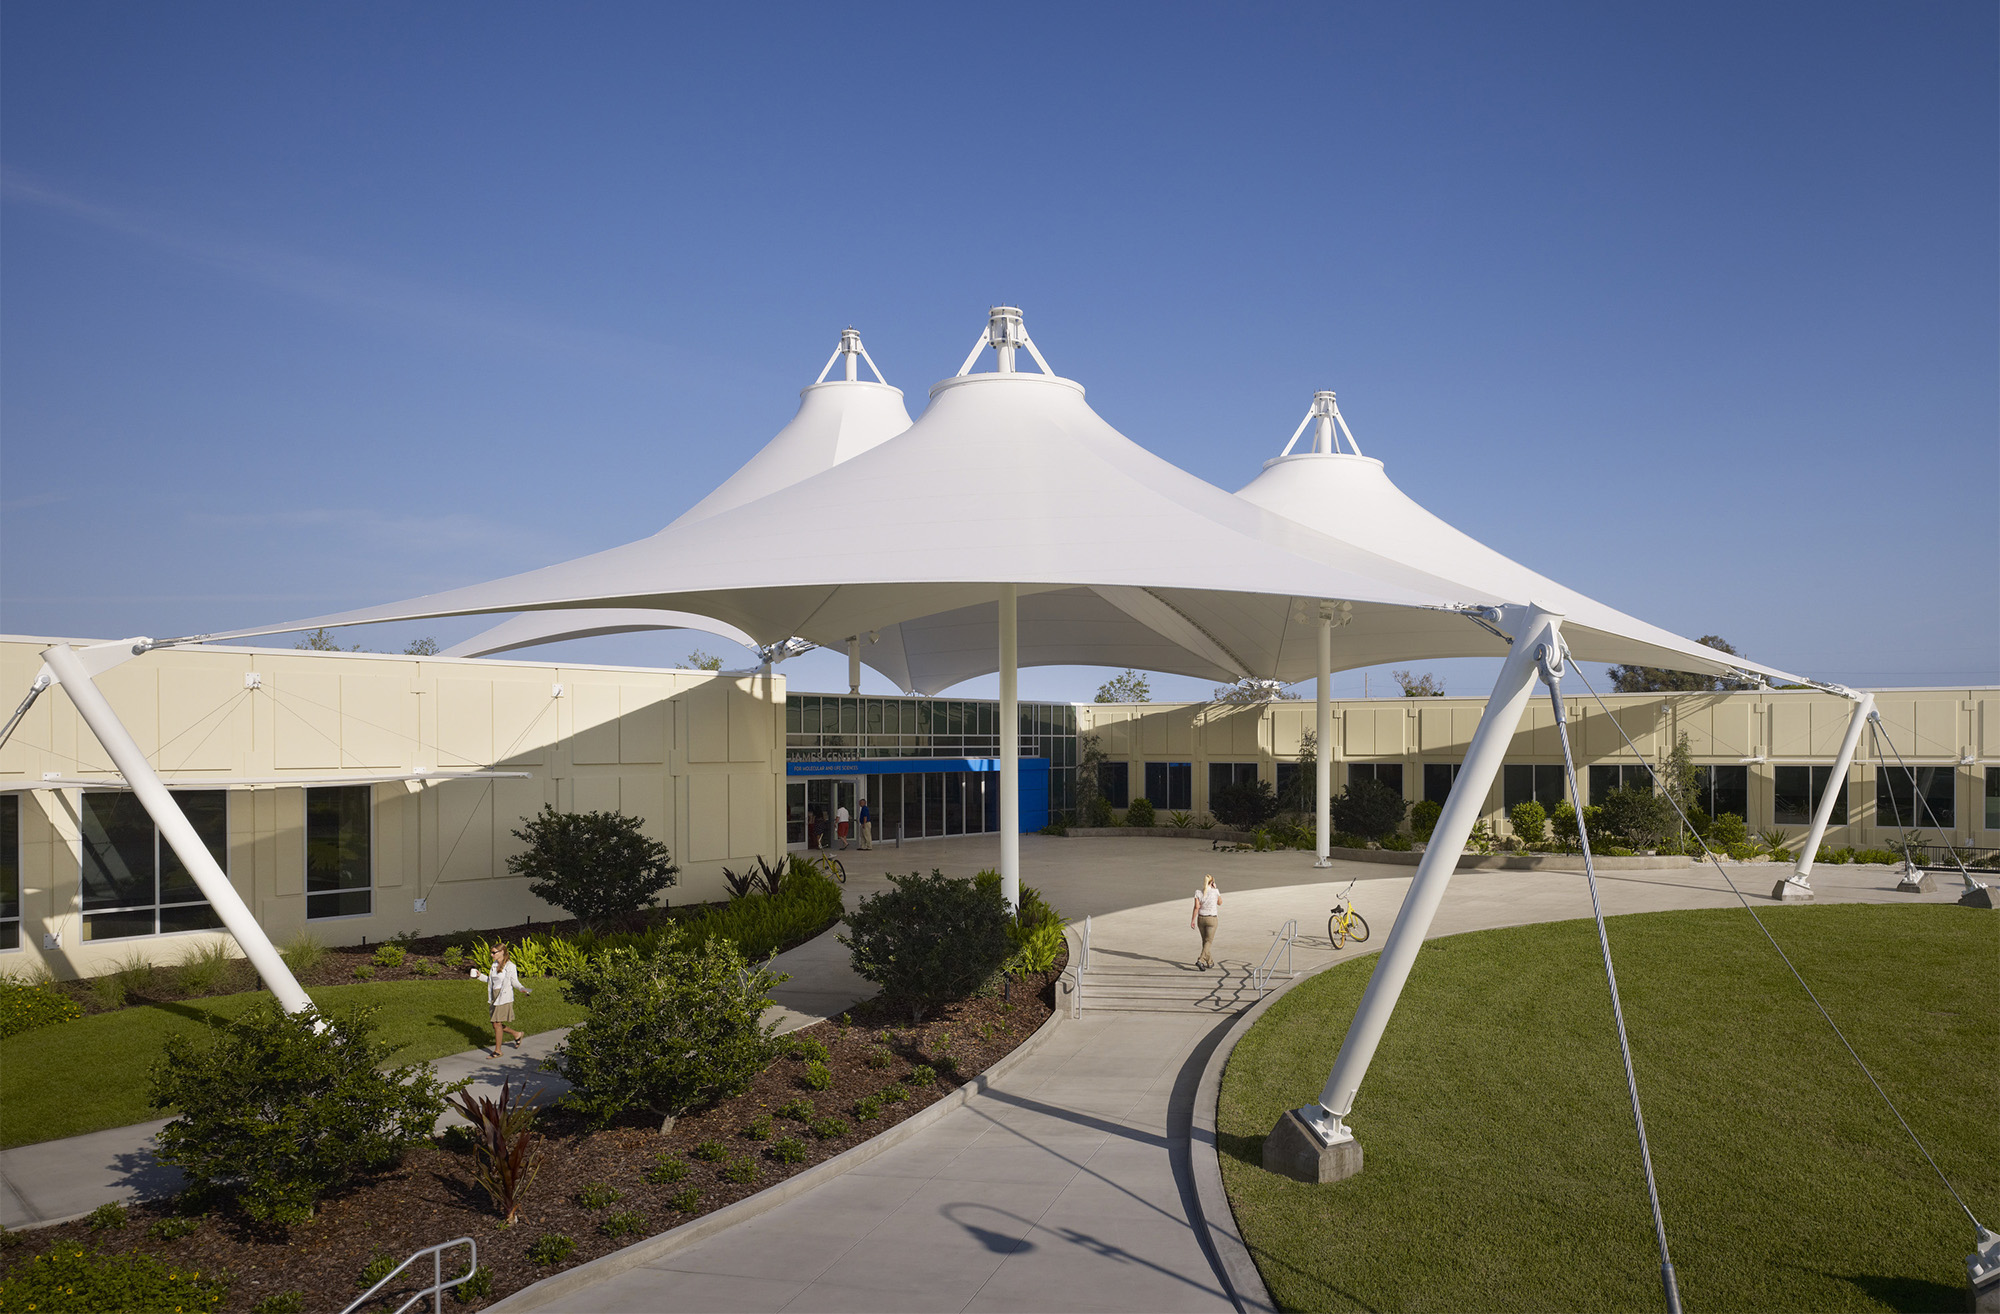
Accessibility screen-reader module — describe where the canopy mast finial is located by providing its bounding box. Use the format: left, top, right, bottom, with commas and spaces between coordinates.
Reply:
1280, 389, 1365, 457
958, 306, 1056, 377
815, 327, 888, 385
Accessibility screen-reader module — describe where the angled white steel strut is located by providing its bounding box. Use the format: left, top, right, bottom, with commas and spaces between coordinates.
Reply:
1776, 691, 1873, 901
1299, 604, 1563, 1145
40, 642, 314, 1015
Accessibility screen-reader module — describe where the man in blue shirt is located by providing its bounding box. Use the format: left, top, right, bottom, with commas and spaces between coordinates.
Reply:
857, 797, 872, 850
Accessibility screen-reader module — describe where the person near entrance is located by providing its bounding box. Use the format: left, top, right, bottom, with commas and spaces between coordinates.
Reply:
835, 802, 851, 849
857, 797, 872, 850
1190, 875, 1221, 970
808, 807, 824, 852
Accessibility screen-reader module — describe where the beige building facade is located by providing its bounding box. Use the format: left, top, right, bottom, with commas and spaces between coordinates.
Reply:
0, 638, 788, 981
2, 633, 1993, 984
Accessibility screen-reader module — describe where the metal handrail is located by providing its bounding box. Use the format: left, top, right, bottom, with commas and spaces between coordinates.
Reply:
1253, 919, 1297, 995
1081, 914, 1091, 972
342, 1237, 477, 1314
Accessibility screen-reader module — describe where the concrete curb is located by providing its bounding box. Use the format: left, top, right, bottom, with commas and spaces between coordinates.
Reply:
1058, 831, 1694, 870
487, 961, 1073, 1313
1191, 950, 1377, 1314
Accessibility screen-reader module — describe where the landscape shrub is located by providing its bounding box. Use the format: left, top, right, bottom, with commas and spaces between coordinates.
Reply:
1724, 840, 1762, 862
854, 1093, 885, 1121
552, 940, 780, 1130
528, 1233, 576, 1266
772, 1136, 808, 1164
800, 1060, 833, 1091
1409, 799, 1443, 841
1465, 821, 1495, 854
842, 870, 1013, 1022
0, 977, 83, 1039
453, 1265, 494, 1303
148, 1215, 201, 1240
676, 868, 842, 960
506, 805, 680, 930
809, 1116, 848, 1139
668, 1186, 700, 1211
371, 943, 405, 969
643, 1154, 688, 1184
0, 1244, 229, 1313
86, 1201, 128, 1231
251, 1291, 304, 1314
741, 1114, 773, 1141
1548, 801, 1579, 851
789, 1035, 829, 1063
776, 1097, 814, 1121
279, 931, 326, 974
1329, 778, 1407, 840
599, 1211, 646, 1238
722, 1155, 760, 1184
906, 1064, 938, 1087
1212, 778, 1279, 830
1598, 787, 1677, 851
352, 963, 376, 981
1814, 845, 1854, 865
1708, 811, 1749, 848
1854, 848, 1901, 865
1379, 832, 1413, 852
1167, 810, 1194, 829
150, 1002, 457, 1225
1084, 796, 1115, 827
691, 1139, 727, 1161
1125, 797, 1157, 827
1509, 800, 1549, 849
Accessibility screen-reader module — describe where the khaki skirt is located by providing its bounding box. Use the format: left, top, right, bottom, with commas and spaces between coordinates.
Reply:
490, 1001, 515, 1023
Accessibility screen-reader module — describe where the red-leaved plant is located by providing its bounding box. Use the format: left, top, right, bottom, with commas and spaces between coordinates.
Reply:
449, 1081, 547, 1225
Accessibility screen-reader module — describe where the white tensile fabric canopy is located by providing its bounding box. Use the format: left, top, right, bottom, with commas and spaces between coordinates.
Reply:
442, 331, 913, 661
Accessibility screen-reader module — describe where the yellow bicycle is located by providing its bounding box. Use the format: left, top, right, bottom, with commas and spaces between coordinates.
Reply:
1328, 880, 1370, 949
806, 851, 846, 885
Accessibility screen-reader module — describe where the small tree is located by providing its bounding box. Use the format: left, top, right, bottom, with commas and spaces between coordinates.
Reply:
1393, 670, 1446, 697
1073, 734, 1106, 820
1330, 777, 1407, 839
1210, 679, 1302, 705
1212, 778, 1279, 829
1598, 787, 1677, 850
1093, 669, 1151, 703
1278, 730, 1318, 813
1609, 635, 1755, 692
552, 940, 780, 1130
1510, 800, 1549, 849
507, 806, 678, 930
150, 1003, 456, 1224
1409, 798, 1443, 841
840, 870, 1012, 1022
293, 627, 361, 652
682, 649, 723, 672
403, 637, 441, 656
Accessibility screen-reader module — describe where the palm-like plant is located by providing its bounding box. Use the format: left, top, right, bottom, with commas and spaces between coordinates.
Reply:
448, 1081, 547, 1225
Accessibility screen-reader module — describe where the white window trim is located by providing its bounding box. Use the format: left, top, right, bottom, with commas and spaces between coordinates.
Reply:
76, 788, 230, 943
304, 783, 376, 923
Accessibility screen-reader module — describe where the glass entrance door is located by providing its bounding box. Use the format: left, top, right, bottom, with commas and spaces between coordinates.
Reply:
801, 778, 860, 849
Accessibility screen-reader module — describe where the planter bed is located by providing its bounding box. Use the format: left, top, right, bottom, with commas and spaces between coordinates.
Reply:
0, 954, 1063, 1314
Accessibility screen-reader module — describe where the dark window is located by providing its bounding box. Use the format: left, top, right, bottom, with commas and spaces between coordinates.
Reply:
943, 771, 965, 836
81, 790, 225, 940
1348, 763, 1403, 796
1145, 762, 1192, 810
1876, 766, 1955, 830
1772, 766, 1843, 826
1208, 762, 1259, 800
1589, 764, 1652, 802
1988, 768, 2000, 831
1503, 765, 1566, 810
1423, 763, 1461, 804
787, 782, 807, 846
1, 793, 18, 951
923, 772, 945, 836
1099, 762, 1130, 809
904, 773, 925, 840
1697, 765, 1749, 822
306, 785, 372, 920
1275, 761, 1309, 811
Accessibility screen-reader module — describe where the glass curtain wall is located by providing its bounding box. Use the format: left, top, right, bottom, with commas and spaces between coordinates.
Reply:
787, 696, 1077, 816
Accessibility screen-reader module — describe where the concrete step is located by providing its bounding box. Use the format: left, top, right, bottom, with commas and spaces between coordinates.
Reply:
1076, 964, 1288, 1013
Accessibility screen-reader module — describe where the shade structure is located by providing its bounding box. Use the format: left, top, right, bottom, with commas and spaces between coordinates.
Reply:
201, 372, 1474, 652
444, 330, 913, 661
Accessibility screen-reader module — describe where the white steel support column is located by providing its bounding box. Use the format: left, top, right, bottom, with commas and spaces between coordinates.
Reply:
847, 638, 861, 695
1779, 691, 1873, 899
998, 584, 1020, 913
1301, 606, 1563, 1145
1315, 616, 1333, 868
41, 644, 314, 1015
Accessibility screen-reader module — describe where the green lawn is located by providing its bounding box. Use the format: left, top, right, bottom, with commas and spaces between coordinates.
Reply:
0, 977, 583, 1149
1218, 904, 1998, 1313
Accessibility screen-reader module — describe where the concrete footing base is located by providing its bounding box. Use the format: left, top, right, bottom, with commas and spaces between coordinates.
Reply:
1959, 884, 1996, 909
1263, 1109, 1363, 1184
1896, 868, 1937, 893
1972, 1266, 2000, 1312
1772, 878, 1814, 902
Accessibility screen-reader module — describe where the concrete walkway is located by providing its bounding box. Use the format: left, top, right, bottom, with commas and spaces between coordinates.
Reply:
526, 836, 1969, 1313
0, 902, 881, 1230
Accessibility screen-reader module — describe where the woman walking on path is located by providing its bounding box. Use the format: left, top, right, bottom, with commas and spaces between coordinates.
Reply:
1191, 875, 1221, 970
470, 942, 532, 1057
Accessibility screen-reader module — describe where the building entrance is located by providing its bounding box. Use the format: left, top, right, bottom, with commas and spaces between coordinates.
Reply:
789, 777, 858, 849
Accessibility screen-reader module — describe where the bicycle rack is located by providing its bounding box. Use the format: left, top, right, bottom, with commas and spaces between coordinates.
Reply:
341, 1237, 476, 1314
1253, 919, 1297, 996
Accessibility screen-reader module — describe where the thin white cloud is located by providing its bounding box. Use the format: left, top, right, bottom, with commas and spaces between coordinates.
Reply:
0, 171, 727, 382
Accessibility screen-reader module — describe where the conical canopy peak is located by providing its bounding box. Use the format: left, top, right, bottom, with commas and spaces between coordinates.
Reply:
956, 305, 1059, 378
1277, 388, 1367, 458
815, 326, 890, 385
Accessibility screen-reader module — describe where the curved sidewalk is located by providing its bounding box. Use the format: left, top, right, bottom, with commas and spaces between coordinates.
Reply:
526, 836, 1964, 1313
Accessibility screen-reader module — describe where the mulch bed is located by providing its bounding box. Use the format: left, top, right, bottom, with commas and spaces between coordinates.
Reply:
0, 954, 1064, 1313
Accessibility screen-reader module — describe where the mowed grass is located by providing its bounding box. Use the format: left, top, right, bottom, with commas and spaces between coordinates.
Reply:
1218, 904, 1997, 1313
0, 977, 583, 1148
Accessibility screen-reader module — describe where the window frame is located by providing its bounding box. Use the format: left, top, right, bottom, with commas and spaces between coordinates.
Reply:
78, 788, 228, 942
1875, 765, 1956, 831
1502, 764, 1566, 811
304, 784, 376, 922
1098, 761, 1130, 809
1144, 762, 1192, 811
1422, 763, 1461, 805
0, 793, 19, 953
1348, 762, 1404, 796
1772, 765, 1844, 827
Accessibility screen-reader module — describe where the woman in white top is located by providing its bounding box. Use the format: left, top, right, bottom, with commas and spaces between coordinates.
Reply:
470, 942, 533, 1057
1190, 875, 1221, 970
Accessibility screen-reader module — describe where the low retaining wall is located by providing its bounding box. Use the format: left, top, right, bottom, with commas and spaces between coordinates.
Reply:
1059, 829, 1693, 871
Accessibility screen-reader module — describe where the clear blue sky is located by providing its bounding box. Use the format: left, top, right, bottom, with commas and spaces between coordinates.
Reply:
4, 2, 1994, 702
